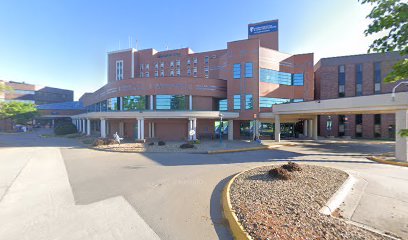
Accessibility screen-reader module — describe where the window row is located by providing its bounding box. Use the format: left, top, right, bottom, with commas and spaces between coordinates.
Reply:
233, 62, 253, 79
338, 62, 382, 98
260, 69, 304, 86
86, 95, 189, 112
218, 96, 304, 111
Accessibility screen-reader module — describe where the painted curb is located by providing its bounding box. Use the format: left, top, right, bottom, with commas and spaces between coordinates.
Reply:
319, 173, 357, 215
208, 146, 269, 154
367, 156, 408, 167
222, 170, 253, 240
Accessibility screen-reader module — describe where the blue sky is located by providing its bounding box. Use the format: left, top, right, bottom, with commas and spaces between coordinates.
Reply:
0, 0, 375, 100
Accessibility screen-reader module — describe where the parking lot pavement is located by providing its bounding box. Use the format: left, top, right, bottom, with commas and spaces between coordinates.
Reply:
1, 131, 407, 239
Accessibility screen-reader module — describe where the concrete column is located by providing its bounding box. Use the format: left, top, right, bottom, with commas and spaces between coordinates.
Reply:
152, 122, 155, 138
150, 95, 154, 110
312, 115, 318, 140
274, 115, 281, 142
82, 119, 86, 134
188, 119, 192, 140
228, 120, 234, 140
148, 122, 152, 138
395, 110, 408, 162
137, 119, 141, 140
140, 118, 145, 140
86, 119, 91, 136
303, 120, 308, 137
52, 119, 55, 128
189, 95, 193, 111
119, 122, 124, 136
192, 118, 197, 140
106, 120, 110, 137
100, 118, 106, 138
308, 119, 313, 139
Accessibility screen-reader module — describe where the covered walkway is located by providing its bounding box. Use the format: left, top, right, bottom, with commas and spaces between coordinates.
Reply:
269, 92, 408, 161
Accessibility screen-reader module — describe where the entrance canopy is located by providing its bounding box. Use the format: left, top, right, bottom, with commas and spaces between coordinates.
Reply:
71, 111, 239, 120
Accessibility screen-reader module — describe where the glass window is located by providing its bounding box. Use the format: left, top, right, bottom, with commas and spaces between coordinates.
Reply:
338, 65, 345, 97
140, 72, 144, 78
259, 97, 290, 108
145, 72, 149, 78
260, 69, 291, 85
156, 95, 186, 110
146, 64, 149, 71
155, 63, 158, 69
219, 99, 227, 111
160, 70, 164, 77
122, 96, 146, 111
170, 70, 174, 77
187, 59, 191, 65
187, 68, 191, 76
374, 114, 381, 138
245, 94, 253, 110
193, 67, 197, 77
176, 69, 180, 76
356, 64, 363, 96
154, 70, 158, 77
205, 56, 209, 64
374, 62, 381, 94
107, 97, 120, 111
356, 114, 363, 137
292, 73, 304, 86
292, 99, 304, 102
160, 62, 164, 68
140, 64, 143, 71
205, 67, 209, 78
245, 62, 253, 78
100, 100, 107, 111
176, 60, 180, 67
233, 95, 241, 110
116, 60, 123, 80
338, 115, 346, 137
170, 61, 174, 68
233, 63, 241, 79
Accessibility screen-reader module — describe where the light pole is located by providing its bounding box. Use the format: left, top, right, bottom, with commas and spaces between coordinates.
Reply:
392, 81, 408, 101
219, 113, 223, 144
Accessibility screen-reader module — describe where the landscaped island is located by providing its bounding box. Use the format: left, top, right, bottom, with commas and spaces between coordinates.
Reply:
229, 164, 391, 239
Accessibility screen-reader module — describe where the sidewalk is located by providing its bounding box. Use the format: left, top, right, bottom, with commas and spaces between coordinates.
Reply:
0, 146, 160, 240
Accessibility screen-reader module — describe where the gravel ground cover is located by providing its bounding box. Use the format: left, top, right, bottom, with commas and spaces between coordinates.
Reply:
230, 164, 391, 240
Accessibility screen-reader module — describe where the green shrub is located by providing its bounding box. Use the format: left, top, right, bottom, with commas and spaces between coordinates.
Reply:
54, 123, 77, 135
92, 138, 105, 146
180, 143, 194, 149
158, 141, 165, 146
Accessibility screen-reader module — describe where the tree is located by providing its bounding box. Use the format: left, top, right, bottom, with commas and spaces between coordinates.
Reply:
0, 82, 13, 93
361, 0, 407, 83
0, 102, 38, 125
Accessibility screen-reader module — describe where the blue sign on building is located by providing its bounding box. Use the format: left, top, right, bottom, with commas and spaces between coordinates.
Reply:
248, 22, 278, 36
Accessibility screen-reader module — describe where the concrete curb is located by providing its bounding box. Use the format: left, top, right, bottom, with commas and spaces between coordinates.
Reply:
222, 170, 254, 240
319, 173, 357, 215
208, 146, 269, 154
367, 156, 408, 167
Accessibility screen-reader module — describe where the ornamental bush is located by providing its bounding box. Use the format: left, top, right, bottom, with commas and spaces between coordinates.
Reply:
158, 141, 166, 146
54, 122, 77, 135
180, 143, 194, 149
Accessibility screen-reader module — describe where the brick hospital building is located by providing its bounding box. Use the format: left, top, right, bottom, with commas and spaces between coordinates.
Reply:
73, 19, 407, 141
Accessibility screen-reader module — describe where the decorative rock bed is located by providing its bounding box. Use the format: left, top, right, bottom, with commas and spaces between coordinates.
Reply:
229, 164, 391, 239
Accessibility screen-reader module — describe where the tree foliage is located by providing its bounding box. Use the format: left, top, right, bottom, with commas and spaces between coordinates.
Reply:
361, 0, 408, 82
0, 102, 38, 125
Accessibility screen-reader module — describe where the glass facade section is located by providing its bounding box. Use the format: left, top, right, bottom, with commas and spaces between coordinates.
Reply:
156, 95, 186, 110
245, 94, 253, 110
122, 96, 146, 111
233, 95, 241, 110
107, 97, 120, 111
356, 64, 363, 96
260, 69, 304, 85
259, 97, 290, 108
245, 62, 253, 78
233, 64, 241, 79
219, 99, 228, 111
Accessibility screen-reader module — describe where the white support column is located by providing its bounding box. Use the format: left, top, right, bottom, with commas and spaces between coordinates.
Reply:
312, 115, 318, 140
395, 110, 408, 162
152, 122, 155, 138
189, 95, 193, 111
308, 119, 313, 139
274, 115, 281, 142
150, 95, 154, 110
106, 120, 110, 137
100, 118, 106, 138
192, 118, 197, 140
86, 118, 91, 136
77, 119, 80, 132
82, 119, 86, 134
228, 120, 234, 141
52, 119, 55, 128
188, 119, 192, 140
303, 120, 308, 137
148, 122, 152, 138
140, 118, 145, 140
137, 119, 141, 140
